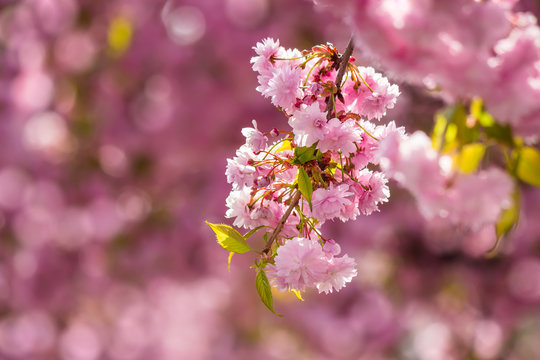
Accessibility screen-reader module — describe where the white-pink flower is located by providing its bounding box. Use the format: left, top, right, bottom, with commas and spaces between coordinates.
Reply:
225, 186, 253, 228
345, 66, 400, 120
251, 38, 281, 76
352, 169, 390, 215
448, 168, 513, 231
288, 103, 327, 147
263, 64, 303, 111
265, 237, 328, 291
265, 237, 358, 293
316, 254, 357, 294
241, 120, 267, 152
318, 118, 362, 156
311, 183, 354, 221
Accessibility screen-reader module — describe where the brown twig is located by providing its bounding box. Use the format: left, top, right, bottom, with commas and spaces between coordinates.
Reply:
263, 190, 301, 254
262, 38, 355, 254
325, 37, 355, 119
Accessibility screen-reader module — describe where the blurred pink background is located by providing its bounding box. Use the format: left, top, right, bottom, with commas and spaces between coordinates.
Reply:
0, 0, 540, 359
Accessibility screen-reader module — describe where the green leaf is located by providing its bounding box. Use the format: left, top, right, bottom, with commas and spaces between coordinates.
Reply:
456, 143, 486, 174
206, 222, 252, 253
516, 147, 540, 187
294, 145, 317, 164
256, 269, 282, 316
496, 188, 520, 238
297, 167, 313, 210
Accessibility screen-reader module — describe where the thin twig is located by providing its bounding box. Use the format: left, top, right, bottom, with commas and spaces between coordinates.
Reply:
263, 191, 301, 254
325, 37, 355, 119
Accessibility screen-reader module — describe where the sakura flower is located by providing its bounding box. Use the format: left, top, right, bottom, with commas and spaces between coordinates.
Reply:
448, 168, 513, 231
353, 169, 390, 215
288, 103, 327, 147
241, 120, 267, 152
263, 64, 303, 111
265, 237, 328, 291
322, 239, 341, 258
317, 118, 362, 156
316, 254, 357, 294
225, 186, 253, 228
311, 183, 354, 221
345, 66, 400, 120
225, 143, 261, 189
250, 38, 281, 76
225, 158, 256, 189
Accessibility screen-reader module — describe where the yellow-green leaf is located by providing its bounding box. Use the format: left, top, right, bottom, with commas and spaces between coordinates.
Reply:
496, 188, 520, 238
206, 222, 252, 253
297, 167, 313, 210
227, 252, 234, 271
108, 16, 133, 57
516, 147, 540, 187
456, 143, 485, 174
275, 140, 292, 153
294, 145, 317, 164
431, 112, 448, 150
291, 289, 304, 301
256, 269, 282, 316
470, 97, 483, 120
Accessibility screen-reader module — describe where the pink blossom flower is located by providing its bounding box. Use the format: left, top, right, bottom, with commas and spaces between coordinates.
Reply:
316, 254, 357, 294
241, 120, 267, 152
353, 169, 390, 216
266, 237, 357, 293
322, 239, 341, 258
318, 118, 362, 156
225, 186, 254, 228
263, 64, 303, 111
345, 66, 400, 120
251, 38, 281, 76
225, 144, 260, 189
288, 103, 327, 147
311, 183, 354, 221
448, 168, 513, 231
265, 237, 328, 291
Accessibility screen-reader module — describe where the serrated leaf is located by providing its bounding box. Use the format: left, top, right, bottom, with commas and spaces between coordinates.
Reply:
291, 289, 304, 301
294, 145, 317, 164
206, 222, 252, 253
496, 188, 520, 238
297, 167, 313, 211
256, 269, 282, 316
227, 252, 234, 271
456, 143, 485, 174
516, 147, 540, 187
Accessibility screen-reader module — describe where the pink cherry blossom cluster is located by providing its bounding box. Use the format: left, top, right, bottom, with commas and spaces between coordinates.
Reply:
378, 130, 514, 238
225, 39, 403, 294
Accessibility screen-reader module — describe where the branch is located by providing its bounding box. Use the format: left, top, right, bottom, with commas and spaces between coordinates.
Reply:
325, 37, 355, 119
263, 190, 301, 254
